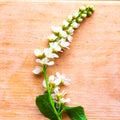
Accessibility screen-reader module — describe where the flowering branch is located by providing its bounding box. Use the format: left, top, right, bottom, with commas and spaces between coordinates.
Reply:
33, 5, 94, 120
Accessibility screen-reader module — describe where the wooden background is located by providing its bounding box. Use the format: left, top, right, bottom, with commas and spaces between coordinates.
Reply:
0, 1, 120, 120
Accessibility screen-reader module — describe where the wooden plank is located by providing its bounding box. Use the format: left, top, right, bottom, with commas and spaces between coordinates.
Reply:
0, 2, 120, 120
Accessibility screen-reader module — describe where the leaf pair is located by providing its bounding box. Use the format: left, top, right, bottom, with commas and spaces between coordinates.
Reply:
36, 93, 87, 120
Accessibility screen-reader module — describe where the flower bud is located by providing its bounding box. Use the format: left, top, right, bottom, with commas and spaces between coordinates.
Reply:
73, 11, 80, 18
62, 20, 69, 29
59, 30, 68, 38
67, 15, 73, 23
77, 17, 83, 23
88, 5, 95, 12
81, 13, 87, 18
79, 6, 86, 12
71, 21, 80, 29
48, 34, 57, 42
34, 49, 44, 58
66, 27, 74, 35
87, 11, 92, 16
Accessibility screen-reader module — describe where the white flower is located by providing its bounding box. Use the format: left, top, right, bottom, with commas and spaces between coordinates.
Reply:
52, 90, 70, 104
66, 27, 74, 35
51, 26, 62, 34
59, 38, 70, 49
43, 75, 61, 88
44, 48, 59, 59
43, 75, 56, 88
49, 75, 61, 86
67, 35, 72, 42
49, 75, 55, 81
32, 66, 43, 74
59, 30, 68, 38
56, 72, 71, 86
73, 11, 79, 18
36, 57, 54, 66
49, 42, 62, 52
62, 20, 69, 28
60, 98, 70, 103
48, 34, 57, 42
34, 49, 44, 58
71, 21, 80, 29
43, 80, 46, 88
67, 15, 73, 22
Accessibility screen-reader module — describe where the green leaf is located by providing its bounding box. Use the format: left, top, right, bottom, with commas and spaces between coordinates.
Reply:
64, 106, 87, 120
36, 93, 59, 120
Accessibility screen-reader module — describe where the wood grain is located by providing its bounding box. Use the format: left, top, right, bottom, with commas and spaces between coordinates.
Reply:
0, 2, 120, 120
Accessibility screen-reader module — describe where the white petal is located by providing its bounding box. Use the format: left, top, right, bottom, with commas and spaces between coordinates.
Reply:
54, 78, 61, 86
44, 48, 53, 58
49, 42, 62, 52
59, 30, 68, 38
67, 35, 72, 42
62, 20, 69, 27
61, 98, 70, 103
34, 49, 40, 56
44, 48, 52, 54
49, 75, 55, 82
71, 21, 80, 29
65, 98, 71, 103
44, 48, 58, 59
52, 53, 59, 58
48, 34, 57, 42
41, 57, 49, 64
38, 57, 49, 65
36, 59, 41, 63
51, 26, 62, 33
60, 39, 70, 48
67, 27, 74, 35
53, 87, 60, 94
63, 79, 71, 86
32, 66, 42, 74
56, 72, 61, 78
51, 26, 56, 32
68, 15, 73, 22
73, 11, 79, 18
47, 61, 54, 65
43, 80, 46, 88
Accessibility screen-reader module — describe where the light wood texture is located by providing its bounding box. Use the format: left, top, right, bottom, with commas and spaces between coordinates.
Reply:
0, 2, 120, 120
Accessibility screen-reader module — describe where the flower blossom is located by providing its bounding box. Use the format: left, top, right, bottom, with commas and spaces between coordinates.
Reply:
56, 72, 71, 86
47, 34, 57, 42
32, 66, 43, 74
51, 26, 62, 34
34, 49, 44, 58
36, 58, 54, 66
44, 48, 59, 59
59, 38, 70, 49
49, 42, 62, 52
52, 90, 70, 104
62, 20, 69, 29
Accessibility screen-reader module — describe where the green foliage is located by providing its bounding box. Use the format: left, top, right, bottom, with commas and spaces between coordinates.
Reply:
64, 106, 87, 120
36, 93, 60, 120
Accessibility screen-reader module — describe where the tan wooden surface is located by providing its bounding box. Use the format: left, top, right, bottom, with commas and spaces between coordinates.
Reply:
0, 2, 120, 120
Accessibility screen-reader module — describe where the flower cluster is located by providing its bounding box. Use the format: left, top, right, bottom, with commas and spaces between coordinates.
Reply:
43, 72, 71, 104
34, 5, 94, 120
32, 5, 94, 75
